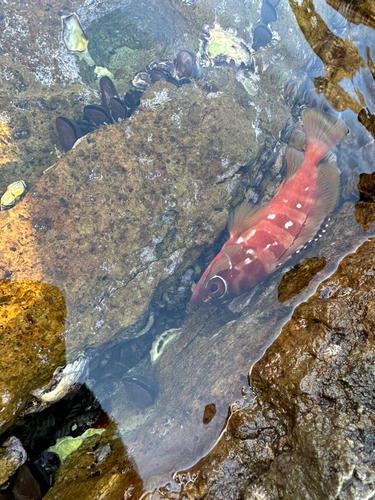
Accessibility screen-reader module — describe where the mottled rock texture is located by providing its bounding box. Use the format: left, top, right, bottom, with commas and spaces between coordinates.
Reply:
43, 423, 144, 500
0, 80, 286, 356
0, 280, 66, 434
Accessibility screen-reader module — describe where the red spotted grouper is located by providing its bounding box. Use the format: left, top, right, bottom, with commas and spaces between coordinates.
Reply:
190, 108, 346, 304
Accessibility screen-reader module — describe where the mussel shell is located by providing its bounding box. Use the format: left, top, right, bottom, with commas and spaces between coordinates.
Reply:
100, 76, 119, 109
122, 376, 158, 409
109, 97, 129, 122
252, 24, 273, 51
35, 451, 61, 474
166, 75, 182, 87
83, 104, 113, 126
0, 180, 27, 210
149, 68, 168, 84
61, 13, 88, 53
56, 116, 82, 152
146, 59, 174, 75
132, 71, 152, 91
75, 120, 97, 135
261, 0, 277, 24
174, 50, 196, 80
123, 90, 143, 110
12, 462, 51, 500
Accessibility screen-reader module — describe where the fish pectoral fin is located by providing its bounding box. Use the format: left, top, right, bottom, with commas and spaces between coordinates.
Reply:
280, 156, 340, 261
228, 202, 271, 239
285, 147, 305, 182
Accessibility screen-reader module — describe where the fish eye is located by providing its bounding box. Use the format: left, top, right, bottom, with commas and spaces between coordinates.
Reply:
207, 275, 227, 299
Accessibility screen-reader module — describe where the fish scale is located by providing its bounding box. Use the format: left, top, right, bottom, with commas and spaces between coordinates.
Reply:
191, 108, 347, 305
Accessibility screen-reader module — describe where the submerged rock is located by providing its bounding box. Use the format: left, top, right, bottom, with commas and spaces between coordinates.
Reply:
0, 79, 287, 358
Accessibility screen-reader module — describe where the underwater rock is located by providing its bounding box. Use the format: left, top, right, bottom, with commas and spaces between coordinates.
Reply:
42, 423, 144, 500
0, 79, 281, 357
0, 281, 66, 434
277, 256, 326, 302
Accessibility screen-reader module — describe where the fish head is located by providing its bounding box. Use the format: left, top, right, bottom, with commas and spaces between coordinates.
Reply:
190, 245, 245, 305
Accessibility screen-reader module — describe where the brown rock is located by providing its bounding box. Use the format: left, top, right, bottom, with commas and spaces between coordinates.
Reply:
0, 280, 66, 433
0, 81, 281, 357
158, 238, 375, 500
277, 256, 326, 302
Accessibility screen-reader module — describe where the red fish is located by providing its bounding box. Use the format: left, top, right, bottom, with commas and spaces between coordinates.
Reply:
190, 108, 346, 305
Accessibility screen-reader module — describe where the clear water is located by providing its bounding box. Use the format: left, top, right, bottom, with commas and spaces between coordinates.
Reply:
1, 0, 375, 497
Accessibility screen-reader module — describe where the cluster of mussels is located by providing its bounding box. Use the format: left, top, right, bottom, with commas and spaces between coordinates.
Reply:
56, 76, 142, 152
56, 51, 197, 152
252, 0, 280, 51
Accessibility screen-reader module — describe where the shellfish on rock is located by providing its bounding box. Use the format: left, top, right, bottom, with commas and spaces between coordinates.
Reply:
198, 22, 254, 71
55, 77, 142, 152
61, 13, 95, 66
0, 180, 27, 210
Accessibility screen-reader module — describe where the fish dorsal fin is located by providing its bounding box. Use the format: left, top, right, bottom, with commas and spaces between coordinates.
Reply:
228, 202, 271, 239
279, 156, 340, 262
285, 147, 305, 182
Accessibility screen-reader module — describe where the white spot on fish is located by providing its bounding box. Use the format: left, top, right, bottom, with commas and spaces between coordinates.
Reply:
247, 229, 256, 238
283, 199, 288, 203
305, 187, 309, 191
237, 236, 244, 243
267, 214, 275, 219
266, 244, 270, 249
285, 221, 293, 229
273, 242, 278, 246
245, 258, 252, 265
296, 203, 302, 208
224, 251, 233, 269
246, 248, 254, 255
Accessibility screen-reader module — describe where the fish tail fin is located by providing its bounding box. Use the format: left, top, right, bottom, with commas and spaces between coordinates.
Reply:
303, 109, 347, 164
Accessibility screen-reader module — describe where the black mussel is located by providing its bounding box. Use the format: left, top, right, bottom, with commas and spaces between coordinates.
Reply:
83, 104, 113, 126
122, 376, 158, 409
147, 59, 174, 75
0, 493, 13, 500
132, 71, 152, 91
100, 76, 119, 109
109, 97, 129, 122
56, 116, 82, 152
261, 0, 277, 24
166, 75, 181, 87
149, 68, 168, 84
34, 451, 61, 474
75, 120, 97, 135
12, 463, 44, 500
252, 25, 273, 51
174, 50, 196, 80
123, 90, 143, 110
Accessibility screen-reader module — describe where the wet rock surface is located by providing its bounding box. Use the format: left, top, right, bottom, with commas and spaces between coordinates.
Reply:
0, 281, 66, 435
0, 79, 288, 357
277, 256, 326, 302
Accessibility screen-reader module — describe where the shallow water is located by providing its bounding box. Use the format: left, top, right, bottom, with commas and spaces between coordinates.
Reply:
1, 0, 375, 497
